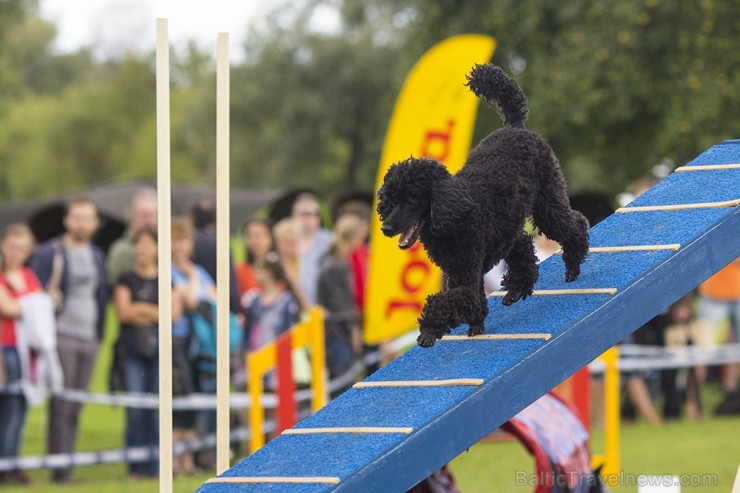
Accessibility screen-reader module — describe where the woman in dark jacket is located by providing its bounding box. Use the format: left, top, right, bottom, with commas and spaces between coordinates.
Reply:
317, 214, 367, 389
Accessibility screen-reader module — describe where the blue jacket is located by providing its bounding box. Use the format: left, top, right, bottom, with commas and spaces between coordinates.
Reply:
29, 238, 108, 341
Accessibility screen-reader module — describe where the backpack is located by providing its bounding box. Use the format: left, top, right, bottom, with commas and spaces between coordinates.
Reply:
45, 240, 65, 312
189, 300, 243, 377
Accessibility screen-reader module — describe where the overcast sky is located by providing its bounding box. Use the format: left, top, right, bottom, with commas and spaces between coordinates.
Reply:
40, 0, 275, 60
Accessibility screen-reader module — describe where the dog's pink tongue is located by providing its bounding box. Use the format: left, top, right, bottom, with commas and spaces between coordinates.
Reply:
399, 226, 413, 247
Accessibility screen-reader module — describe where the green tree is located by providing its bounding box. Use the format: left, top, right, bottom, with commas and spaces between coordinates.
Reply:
380, 0, 740, 195
0, 54, 156, 198
3, 0, 735, 206
0, 9, 214, 200
229, 1, 406, 194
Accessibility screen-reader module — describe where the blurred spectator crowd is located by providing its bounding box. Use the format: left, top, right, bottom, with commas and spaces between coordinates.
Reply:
0, 189, 378, 484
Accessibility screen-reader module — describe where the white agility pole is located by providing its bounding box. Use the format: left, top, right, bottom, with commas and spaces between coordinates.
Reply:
156, 18, 174, 493
215, 32, 231, 474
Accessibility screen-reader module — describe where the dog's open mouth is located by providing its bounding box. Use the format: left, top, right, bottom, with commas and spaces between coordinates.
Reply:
398, 220, 423, 249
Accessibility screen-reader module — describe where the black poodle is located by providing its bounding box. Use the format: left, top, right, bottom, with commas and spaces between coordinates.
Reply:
377, 63, 589, 348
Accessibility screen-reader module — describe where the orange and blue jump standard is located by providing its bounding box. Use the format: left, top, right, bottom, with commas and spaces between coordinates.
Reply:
247, 308, 327, 453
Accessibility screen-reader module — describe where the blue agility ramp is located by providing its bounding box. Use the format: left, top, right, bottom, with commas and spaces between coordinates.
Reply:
198, 140, 739, 492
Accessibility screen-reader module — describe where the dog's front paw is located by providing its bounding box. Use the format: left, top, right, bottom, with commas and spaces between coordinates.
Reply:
502, 289, 522, 306
417, 332, 438, 348
502, 288, 533, 306
467, 323, 484, 337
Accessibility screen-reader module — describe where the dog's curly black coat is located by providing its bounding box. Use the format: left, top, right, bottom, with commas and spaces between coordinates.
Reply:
377, 63, 589, 348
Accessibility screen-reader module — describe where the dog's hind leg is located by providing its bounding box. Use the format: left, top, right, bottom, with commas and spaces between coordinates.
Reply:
533, 198, 589, 282
501, 231, 539, 306
560, 212, 589, 281
531, 164, 590, 281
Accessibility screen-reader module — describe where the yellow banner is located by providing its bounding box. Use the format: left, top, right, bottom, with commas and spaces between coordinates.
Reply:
365, 35, 496, 344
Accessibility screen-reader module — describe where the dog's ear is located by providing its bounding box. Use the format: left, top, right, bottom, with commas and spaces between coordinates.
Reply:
430, 181, 475, 236
376, 188, 388, 220
376, 185, 396, 222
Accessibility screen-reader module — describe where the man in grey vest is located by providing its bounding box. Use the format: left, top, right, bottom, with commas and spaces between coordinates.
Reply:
30, 196, 108, 484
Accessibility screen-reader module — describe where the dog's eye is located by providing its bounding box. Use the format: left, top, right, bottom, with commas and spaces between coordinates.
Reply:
408, 199, 418, 207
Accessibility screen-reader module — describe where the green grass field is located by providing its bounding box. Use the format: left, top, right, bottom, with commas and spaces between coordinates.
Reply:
4, 311, 739, 492
7, 383, 738, 492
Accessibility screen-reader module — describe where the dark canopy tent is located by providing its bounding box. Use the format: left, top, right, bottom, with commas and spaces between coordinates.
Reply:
0, 180, 283, 252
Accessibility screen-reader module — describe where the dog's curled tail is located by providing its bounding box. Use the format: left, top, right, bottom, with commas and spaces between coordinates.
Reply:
465, 63, 528, 128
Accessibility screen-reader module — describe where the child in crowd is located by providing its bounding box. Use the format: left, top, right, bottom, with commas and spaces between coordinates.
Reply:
242, 259, 300, 357
241, 258, 300, 441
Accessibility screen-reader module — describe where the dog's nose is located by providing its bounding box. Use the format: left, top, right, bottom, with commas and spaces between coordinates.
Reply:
380, 223, 394, 236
